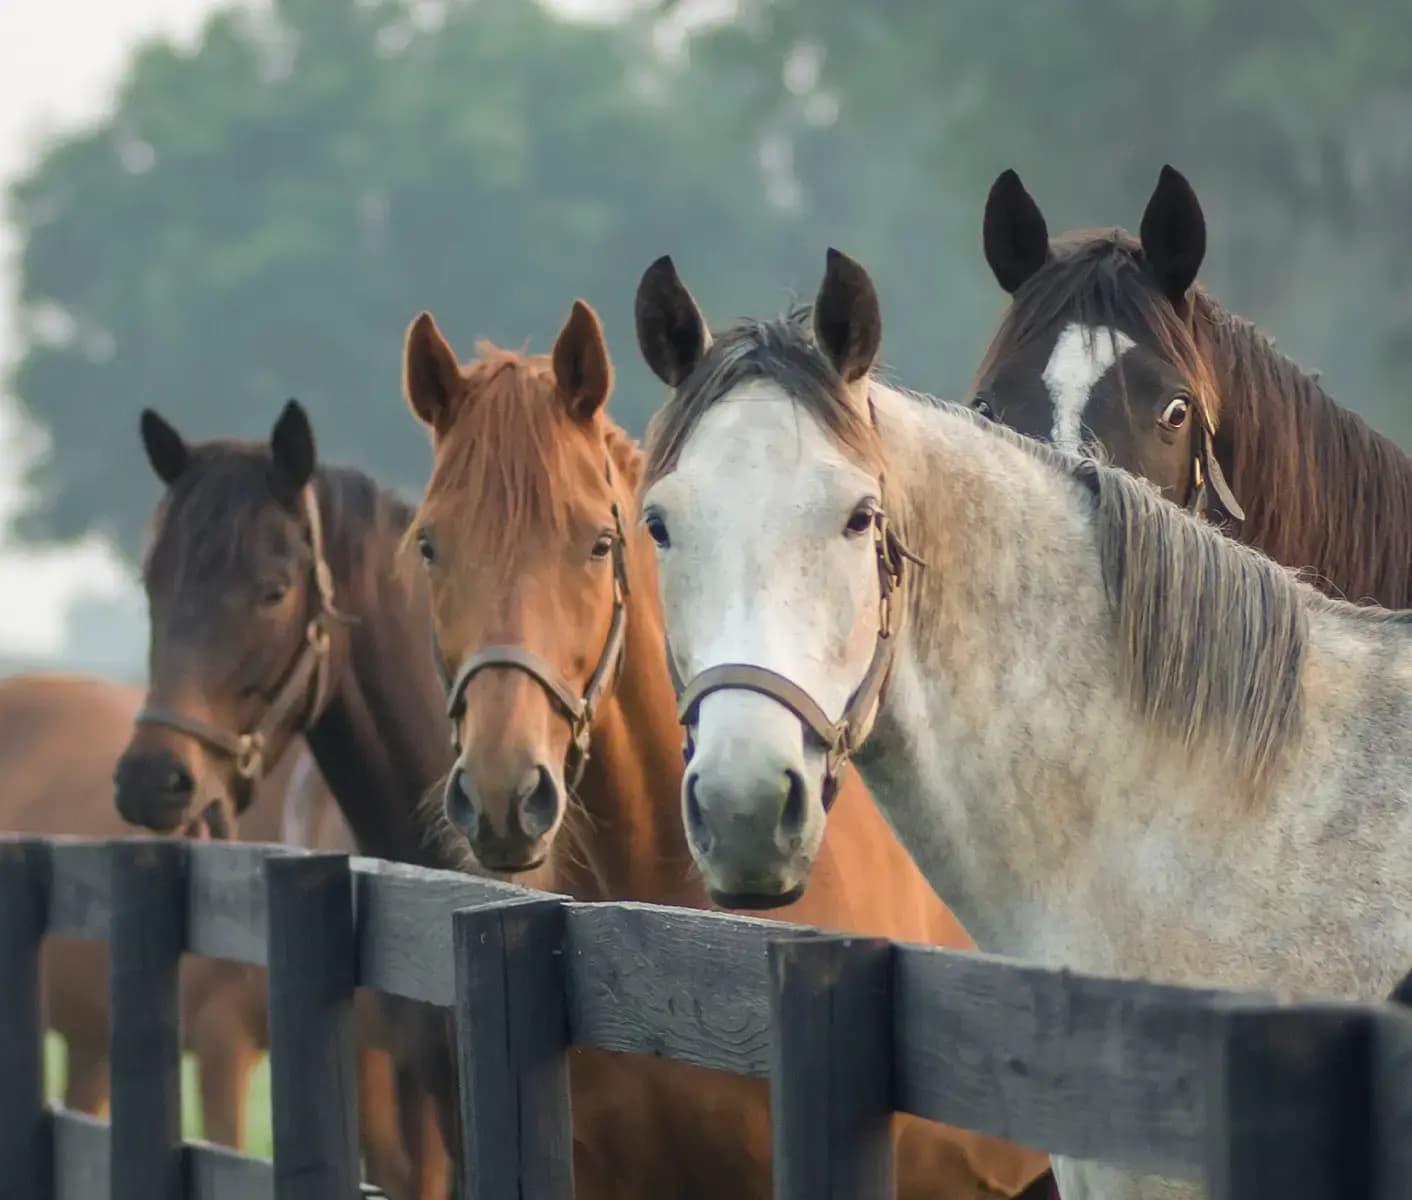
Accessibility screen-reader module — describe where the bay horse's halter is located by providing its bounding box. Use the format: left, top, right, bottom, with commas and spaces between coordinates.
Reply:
136, 485, 342, 785
432, 457, 630, 792
671, 398, 925, 811
1188, 406, 1244, 524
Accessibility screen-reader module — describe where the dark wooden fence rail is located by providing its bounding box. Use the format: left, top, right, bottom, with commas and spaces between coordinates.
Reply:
2, 835, 1411, 1200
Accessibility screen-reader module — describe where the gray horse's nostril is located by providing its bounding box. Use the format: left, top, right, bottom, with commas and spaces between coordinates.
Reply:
683, 771, 713, 854
515, 765, 561, 840
779, 768, 806, 837
443, 767, 478, 836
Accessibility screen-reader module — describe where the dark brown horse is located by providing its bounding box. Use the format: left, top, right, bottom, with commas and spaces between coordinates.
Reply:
972, 164, 1412, 608
114, 404, 464, 1198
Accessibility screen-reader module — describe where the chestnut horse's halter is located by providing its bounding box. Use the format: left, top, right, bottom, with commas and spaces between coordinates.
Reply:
432, 456, 630, 792
135, 485, 343, 784
670, 397, 925, 812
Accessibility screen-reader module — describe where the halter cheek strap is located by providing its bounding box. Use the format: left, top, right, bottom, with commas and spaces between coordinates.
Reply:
1188, 410, 1244, 524
136, 485, 346, 784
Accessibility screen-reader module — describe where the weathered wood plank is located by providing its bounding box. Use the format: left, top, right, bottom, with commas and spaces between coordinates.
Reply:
352, 856, 530, 1005
186, 1141, 272, 1200
0, 838, 51, 1200
893, 942, 1237, 1179
454, 898, 574, 1200
770, 934, 895, 1200
109, 840, 187, 1200
52, 1110, 109, 1200
1205, 1000, 1375, 1200
46, 838, 111, 939
564, 901, 809, 1075
265, 853, 359, 1200
187, 842, 286, 965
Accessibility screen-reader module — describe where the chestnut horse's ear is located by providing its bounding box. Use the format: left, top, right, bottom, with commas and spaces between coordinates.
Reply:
269, 399, 316, 504
635, 256, 711, 387
983, 169, 1050, 294
140, 408, 189, 486
403, 311, 463, 430
1140, 164, 1206, 309
553, 299, 614, 423
813, 247, 881, 384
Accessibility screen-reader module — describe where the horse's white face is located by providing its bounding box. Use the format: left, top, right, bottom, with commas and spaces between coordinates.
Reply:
643, 382, 883, 906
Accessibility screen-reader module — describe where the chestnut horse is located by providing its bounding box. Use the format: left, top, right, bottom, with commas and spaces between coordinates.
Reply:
399, 302, 1055, 1199
114, 403, 469, 1198
0, 671, 404, 1163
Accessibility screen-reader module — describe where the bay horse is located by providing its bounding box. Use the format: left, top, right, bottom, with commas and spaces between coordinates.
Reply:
0, 672, 399, 1158
400, 302, 1054, 1198
634, 249, 1412, 1199
972, 164, 1412, 608
113, 404, 465, 1198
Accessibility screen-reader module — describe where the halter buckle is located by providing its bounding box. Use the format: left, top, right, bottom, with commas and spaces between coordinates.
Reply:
234, 732, 266, 781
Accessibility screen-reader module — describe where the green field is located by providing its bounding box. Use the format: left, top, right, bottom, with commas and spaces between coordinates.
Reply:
45, 1031, 274, 1159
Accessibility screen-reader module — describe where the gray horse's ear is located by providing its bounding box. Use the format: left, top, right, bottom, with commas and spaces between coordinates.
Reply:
814, 247, 881, 384
270, 399, 316, 504
140, 409, 189, 486
635, 256, 710, 387
1140, 165, 1206, 309
983, 169, 1051, 294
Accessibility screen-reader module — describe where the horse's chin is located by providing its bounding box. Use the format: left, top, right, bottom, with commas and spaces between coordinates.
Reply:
712, 883, 807, 912
183, 799, 236, 841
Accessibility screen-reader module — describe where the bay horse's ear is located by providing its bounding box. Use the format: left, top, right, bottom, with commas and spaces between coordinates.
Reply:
1140, 164, 1206, 309
635, 256, 710, 387
553, 299, 614, 423
983, 169, 1051, 294
139, 408, 189, 486
403, 311, 463, 430
270, 399, 316, 504
814, 247, 881, 384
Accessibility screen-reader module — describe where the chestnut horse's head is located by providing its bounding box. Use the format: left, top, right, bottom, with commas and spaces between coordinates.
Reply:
115, 401, 339, 838
405, 300, 635, 873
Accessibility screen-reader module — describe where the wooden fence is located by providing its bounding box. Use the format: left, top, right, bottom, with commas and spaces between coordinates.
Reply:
2, 835, 1412, 1199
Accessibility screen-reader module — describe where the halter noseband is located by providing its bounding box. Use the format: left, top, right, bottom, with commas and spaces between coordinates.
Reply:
136, 485, 344, 784
431, 456, 630, 792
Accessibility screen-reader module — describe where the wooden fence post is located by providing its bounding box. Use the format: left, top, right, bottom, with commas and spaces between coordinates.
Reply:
1370, 1005, 1412, 1200
1204, 999, 1376, 1200
265, 851, 359, 1200
109, 838, 188, 1200
0, 839, 50, 1200
768, 933, 895, 1200
453, 897, 573, 1200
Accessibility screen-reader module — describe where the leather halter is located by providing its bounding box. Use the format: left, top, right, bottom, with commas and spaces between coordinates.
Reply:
135, 485, 343, 783
670, 402, 924, 811
1187, 407, 1244, 524
432, 457, 630, 792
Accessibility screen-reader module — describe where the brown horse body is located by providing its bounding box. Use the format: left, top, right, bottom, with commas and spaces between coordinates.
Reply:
0, 672, 410, 1187
403, 307, 1053, 1197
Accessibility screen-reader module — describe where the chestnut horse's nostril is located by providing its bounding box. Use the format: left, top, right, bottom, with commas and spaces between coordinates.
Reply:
515, 764, 561, 840
683, 771, 713, 854
779, 768, 807, 838
443, 766, 479, 837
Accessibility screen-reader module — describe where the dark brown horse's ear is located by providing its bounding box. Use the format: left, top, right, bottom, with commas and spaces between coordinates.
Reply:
553, 299, 613, 423
1140, 165, 1206, 309
270, 399, 316, 504
814, 247, 881, 384
983, 169, 1050, 294
404, 311, 463, 430
140, 408, 189, 486
635, 256, 710, 387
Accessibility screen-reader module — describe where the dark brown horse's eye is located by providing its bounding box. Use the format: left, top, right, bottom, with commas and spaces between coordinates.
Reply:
1159, 395, 1191, 431
258, 582, 289, 607
591, 533, 614, 560
644, 512, 670, 549
844, 506, 875, 536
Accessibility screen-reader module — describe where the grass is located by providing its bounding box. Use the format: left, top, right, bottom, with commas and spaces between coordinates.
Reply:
45, 1031, 274, 1159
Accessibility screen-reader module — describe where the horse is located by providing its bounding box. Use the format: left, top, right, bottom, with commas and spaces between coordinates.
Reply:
112, 404, 465, 1198
400, 301, 1056, 1199
0, 671, 404, 1167
971, 163, 1412, 609
632, 249, 1412, 1199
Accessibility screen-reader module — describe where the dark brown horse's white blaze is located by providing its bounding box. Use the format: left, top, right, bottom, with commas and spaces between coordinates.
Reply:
973, 163, 1412, 608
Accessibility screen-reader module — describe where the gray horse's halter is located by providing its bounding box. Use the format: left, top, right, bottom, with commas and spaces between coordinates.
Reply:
136, 485, 343, 784
432, 456, 630, 792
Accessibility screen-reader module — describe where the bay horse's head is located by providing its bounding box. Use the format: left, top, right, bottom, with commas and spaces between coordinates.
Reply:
115, 401, 337, 837
973, 164, 1242, 524
404, 301, 630, 874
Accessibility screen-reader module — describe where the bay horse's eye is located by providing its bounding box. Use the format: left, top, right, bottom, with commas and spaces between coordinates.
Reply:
844, 506, 875, 537
1159, 395, 1191, 431
591, 532, 614, 561
972, 393, 994, 420
417, 529, 436, 564
258, 582, 289, 608
643, 512, 670, 549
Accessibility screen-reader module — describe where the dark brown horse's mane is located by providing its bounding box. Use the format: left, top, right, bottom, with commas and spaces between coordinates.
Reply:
143, 442, 413, 596
977, 229, 1412, 608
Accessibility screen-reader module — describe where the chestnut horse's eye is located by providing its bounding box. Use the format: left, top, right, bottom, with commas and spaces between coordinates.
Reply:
972, 393, 994, 420
591, 532, 614, 560
417, 529, 436, 564
844, 506, 875, 537
1159, 395, 1191, 431
644, 512, 670, 549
